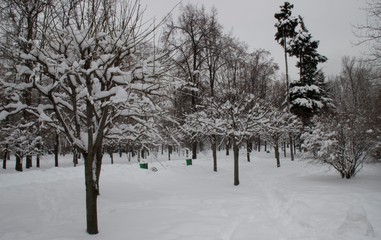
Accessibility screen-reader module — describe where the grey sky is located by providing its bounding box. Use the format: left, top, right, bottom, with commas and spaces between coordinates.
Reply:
140, 0, 368, 79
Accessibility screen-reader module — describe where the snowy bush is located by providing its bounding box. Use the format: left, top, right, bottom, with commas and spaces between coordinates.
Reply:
301, 114, 377, 178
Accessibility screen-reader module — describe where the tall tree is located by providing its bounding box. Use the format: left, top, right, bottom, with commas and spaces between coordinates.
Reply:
163, 4, 218, 159
0, 0, 168, 234
288, 16, 331, 127
274, 1, 298, 109
163, 4, 224, 158
245, 49, 279, 100
274, 2, 299, 161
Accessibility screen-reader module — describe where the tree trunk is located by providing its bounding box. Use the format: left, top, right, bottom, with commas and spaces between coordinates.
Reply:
283, 35, 291, 109
95, 147, 103, 195
2, 149, 7, 169
274, 140, 280, 168
233, 139, 239, 186
226, 139, 230, 156
211, 135, 217, 172
109, 149, 113, 164
168, 145, 171, 161
26, 155, 32, 169
54, 132, 59, 167
73, 148, 79, 167
15, 154, 23, 172
84, 153, 99, 234
257, 136, 261, 152
289, 134, 294, 161
36, 154, 40, 168
247, 139, 252, 162
192, 141, 197, 159
283, 142, 286, 158
36, 143, 41, 168
264, 141, 267, 152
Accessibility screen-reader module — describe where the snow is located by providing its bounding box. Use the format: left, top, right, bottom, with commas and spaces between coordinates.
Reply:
0, 150, 380, 240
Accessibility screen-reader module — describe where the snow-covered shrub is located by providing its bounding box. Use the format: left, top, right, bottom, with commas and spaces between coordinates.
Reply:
302, 114, 376, 179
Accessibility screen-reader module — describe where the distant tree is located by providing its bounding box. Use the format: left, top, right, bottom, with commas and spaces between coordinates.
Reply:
214, 93, 268, 185
1, 122, 42, 171
182, 102, 223, 172
329, 56, 381, 162
184, 92, 268, 184
163, 4, 219, 159
244, 49, 279, 100
263, 107, 301, 167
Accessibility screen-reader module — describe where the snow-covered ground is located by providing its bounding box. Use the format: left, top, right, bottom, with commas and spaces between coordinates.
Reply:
0, 150, 380, 240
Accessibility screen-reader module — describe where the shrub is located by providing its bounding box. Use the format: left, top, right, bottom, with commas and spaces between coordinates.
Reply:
301, 114, 377, 178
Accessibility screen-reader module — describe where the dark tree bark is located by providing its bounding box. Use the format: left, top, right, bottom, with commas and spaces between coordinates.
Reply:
226, 139, 230, 156
15, 154, 23, 172
246, 139, 252, 162
54, 132, 59, 167
211, 135, 217, 172
36, 154, 40, 168
168, 145, 172, 161
95, 146, 103, 195
289, 134, 294, 161
257, 136, 261, 152
233, 139, 239, 186
26, 155, 32, 168
274, 140, 280, 168
36, 142, 40, 168
2, 149, 7, 169
73, 148, 78, 167
108, 148, 114, 164
83, 153, 99, 234
192, 141, 197, 159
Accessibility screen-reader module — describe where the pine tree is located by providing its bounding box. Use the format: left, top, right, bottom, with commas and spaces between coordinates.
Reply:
274, 2, 299, 109
288, 16, 331, 127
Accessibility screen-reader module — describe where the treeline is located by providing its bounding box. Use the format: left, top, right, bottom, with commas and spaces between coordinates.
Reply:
0, 0, 380, 178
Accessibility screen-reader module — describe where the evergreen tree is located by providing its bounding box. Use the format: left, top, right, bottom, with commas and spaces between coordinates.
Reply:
274, 2, 299, 109
288, 16, 331, 127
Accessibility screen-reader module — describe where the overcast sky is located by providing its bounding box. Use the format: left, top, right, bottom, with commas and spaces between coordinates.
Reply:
140, 0, 369, 79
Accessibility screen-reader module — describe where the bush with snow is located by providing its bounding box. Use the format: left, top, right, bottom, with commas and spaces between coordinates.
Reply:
301, 114, 377, 179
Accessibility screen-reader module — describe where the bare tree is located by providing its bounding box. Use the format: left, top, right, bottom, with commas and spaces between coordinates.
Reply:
163, 4, 221, 159
356, 0, 381, 64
